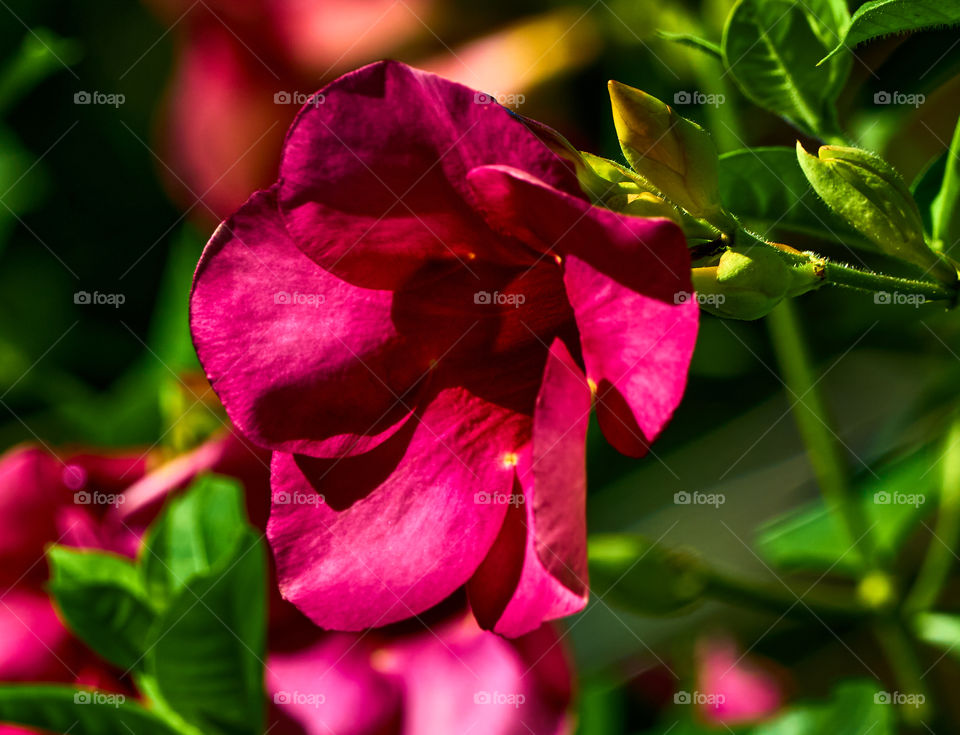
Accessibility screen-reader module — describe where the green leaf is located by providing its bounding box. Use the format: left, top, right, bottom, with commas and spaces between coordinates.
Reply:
655, 30, 722, 59
822, 0, 960, 63
607, 80, 723, 218
754, 680, 892, 734
914, 612, 960, 657
796, 143, 955, 281
755, 449, 938, 574
47, 547, 156, 671
931, 115, 960, 257
718, 147, 859, 243
0, 30, 81, 115
146, 530, 267, 735
140, 474, 247, 605
588, 534, 707, 615
721, 0, 851, 136
912, 152, 947, 238
0, 686, 181, 735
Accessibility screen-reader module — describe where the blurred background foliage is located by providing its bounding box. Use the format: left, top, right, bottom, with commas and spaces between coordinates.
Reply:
1, 0, 960, 732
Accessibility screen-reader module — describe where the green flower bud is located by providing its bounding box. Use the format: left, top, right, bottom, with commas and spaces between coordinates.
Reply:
796, 143, 956, 283
608, 80, 722, 219
692, 244, 819, 320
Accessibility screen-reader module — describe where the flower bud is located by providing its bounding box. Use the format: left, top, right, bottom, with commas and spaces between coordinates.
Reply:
796, 143, 956, 283
691, 244, 819, 320
608, 80, 722, 218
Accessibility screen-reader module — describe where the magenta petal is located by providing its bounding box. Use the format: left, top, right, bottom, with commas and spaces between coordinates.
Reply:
276, 60, 580, 288
469, 339, 590, 636
0, 590, 72, 681
267, 634, 401, 735
466, 164, 697, 455
563, 256, 697, 456
267, 386, 528, 630
191, 187, 431, 457
390, 616, 574, 735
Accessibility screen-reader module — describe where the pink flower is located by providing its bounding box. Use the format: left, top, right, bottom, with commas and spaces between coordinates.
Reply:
268, 607, 574, 735
695, 637, 784, 726
146, 0, 433, 219
190, 60, 698, 636
0, 445, 146, 734
0, 436, 575, 735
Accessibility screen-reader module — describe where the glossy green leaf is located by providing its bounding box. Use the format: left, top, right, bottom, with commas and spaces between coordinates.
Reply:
146, 530, 267, 735
0, 686, 181, 735
756, 449, 938, 574
47, 547, 156, 671
140, 474, 247, 605
822, 0, 960, 63
931, 115, 960, 257
754, 680, 892, 734
656, 31, 722, 59
721, 0, 850, 136
588, 534, 707, 615
912, 152, 947, 238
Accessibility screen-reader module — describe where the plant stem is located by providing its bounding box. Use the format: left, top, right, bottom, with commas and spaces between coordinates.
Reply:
766, 300, 877, 568
784, 252, 957, 303
873, 619, 933, 726
703, 567, 863, 621
905, 418, 960, 613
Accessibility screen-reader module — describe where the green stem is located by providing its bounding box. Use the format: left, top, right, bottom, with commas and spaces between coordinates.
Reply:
784, 252, 957, 303
766, 300, 877, 568
703, 567, 864, 621
905, 418, 960, 613
873, 619, 933, 726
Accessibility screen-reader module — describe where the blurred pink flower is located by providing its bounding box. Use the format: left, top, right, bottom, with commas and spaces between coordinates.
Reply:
0, 434, 575, 735
696, 637, 784, 726
268, 608, 574, 735
145, 0, 432, 220
190, 60, 697, 636
0, 446, 146, 734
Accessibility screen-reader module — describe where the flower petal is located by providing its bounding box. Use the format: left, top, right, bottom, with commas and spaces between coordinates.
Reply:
389, 615, 574, 735
191, 188, 431, 457
466, 164, 697, 455
267, 386, 528, 630
469, 339, 590, 636
266, 633, 402, 735
276, 60, 580, 288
